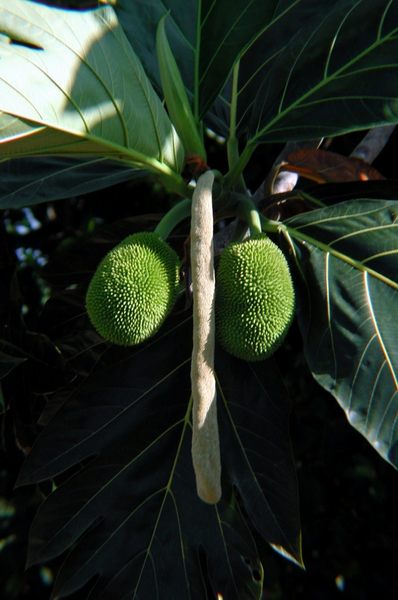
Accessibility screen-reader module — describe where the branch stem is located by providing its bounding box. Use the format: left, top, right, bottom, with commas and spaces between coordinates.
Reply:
224, 142, 256, 191
236, 195, 262, 236
351, 125, 395, 163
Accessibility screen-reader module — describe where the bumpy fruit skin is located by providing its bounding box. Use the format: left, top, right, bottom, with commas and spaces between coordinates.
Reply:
216, 234, 295, 361
86, 232, 180, 346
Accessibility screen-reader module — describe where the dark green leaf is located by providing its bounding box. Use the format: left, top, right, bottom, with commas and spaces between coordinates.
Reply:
216, 349, 302, 566
115, 0, 307, 137
115, 0, 228, 133
197, 0, 299, 118
248, 0, 398, 142
0, 157, 139, 210
17, 314, 300, 598
0, 350, 26, 379
117, 1, 398, 149
115, 0, 196, 105
260, 180, 398, 222
284, 180, 398, 207
304, 180, 398, 205
285, 199, 398, 467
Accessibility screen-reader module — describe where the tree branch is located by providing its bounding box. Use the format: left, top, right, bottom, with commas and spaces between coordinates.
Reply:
350, 125, 395, 162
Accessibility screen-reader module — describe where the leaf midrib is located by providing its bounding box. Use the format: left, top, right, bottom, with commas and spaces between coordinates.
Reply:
0, 111, 183, 183
283, 222, 398, 291
132, 395, 193, 599
217, 371, 300, 561
23, 357, 191, 483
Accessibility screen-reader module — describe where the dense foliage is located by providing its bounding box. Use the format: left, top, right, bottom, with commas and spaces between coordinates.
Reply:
1, 1, 398, 598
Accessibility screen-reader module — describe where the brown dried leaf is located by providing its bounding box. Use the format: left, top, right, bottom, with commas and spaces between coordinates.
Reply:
282, 148, 384, 183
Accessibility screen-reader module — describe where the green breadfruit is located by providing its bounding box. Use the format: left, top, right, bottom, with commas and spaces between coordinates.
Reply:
215, 234, 295, 361
86, 232, 181, 346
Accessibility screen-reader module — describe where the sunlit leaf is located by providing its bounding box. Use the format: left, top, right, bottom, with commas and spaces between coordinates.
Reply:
0, 0, 184, 178
284, 199, 398, 467
156, 16, 206, 159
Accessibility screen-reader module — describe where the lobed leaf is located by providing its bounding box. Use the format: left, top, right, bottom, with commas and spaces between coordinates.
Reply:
0, 0, 183, 176
247, 0, 398, 142
116, 1, 398, 151
18, 313, 300, 598
285, 199, 398, 468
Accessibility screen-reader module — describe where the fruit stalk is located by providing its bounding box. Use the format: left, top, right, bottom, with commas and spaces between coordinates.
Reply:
190, 170, 222, 504
154, 197, 192, 240
236, 195, 262, 236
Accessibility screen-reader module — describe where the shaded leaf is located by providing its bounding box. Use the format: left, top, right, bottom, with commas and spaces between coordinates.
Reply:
197, 0, 299, 118
0, 350, 26, 380
40, 215, 167, 289
115, 0, 307, 136
17, 312, 300, 598
0, 326, 71, 452
248, 0, 398, 142
284, 199, 398, 467
258, 180, 398, 222
302, 180, 398, 204
0, 157, 139, 210
117, 1, 398, 151
115, 0, 227, 135
0, 1, 183, 178
216, 349, 302, 566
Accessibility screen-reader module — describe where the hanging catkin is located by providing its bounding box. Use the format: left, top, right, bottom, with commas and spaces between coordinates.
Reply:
190, 170, 221, 504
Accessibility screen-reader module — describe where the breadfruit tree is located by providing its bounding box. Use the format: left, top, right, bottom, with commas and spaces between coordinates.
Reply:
1, 0, 398, 598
